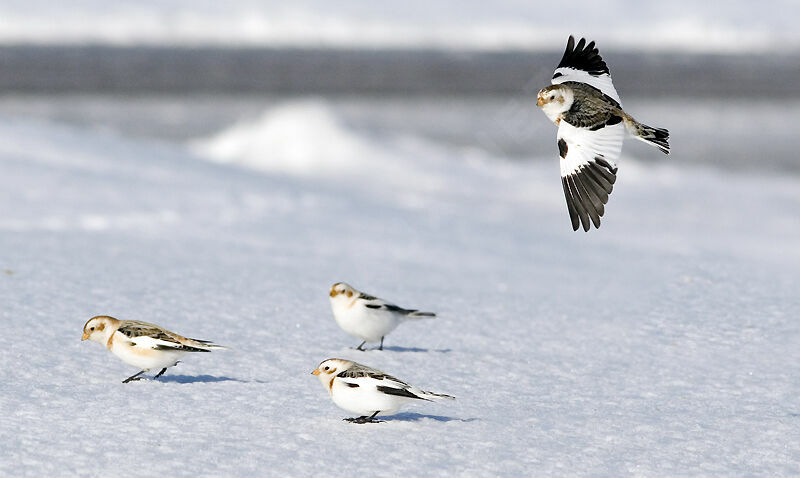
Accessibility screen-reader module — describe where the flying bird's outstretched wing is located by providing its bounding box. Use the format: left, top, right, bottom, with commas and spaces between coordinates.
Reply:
551, 36, 621, 105
557, 121, 624, 231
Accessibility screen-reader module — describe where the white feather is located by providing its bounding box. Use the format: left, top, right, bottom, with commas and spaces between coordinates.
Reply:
313, 359, 454, 419
557, 121, 624, 175
331, 375, 414, 416
552, 67, 622, 106
329, 282, 435, 346
108, 332, 187, 371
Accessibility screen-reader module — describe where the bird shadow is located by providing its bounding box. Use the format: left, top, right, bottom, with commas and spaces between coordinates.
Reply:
155, 374, 248, 384
383, 412, 478, 423
374, 346, 452, 353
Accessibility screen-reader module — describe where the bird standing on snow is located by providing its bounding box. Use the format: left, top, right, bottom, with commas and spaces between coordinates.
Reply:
329, 282, 436, 351
537, 35, 670, 231
81, 315, 226, 383
311, 358, 454, 423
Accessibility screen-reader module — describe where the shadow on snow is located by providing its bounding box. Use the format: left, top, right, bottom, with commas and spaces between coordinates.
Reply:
383, 412, 478, 423
155, 374, 247, 384
353, 345, 452, 353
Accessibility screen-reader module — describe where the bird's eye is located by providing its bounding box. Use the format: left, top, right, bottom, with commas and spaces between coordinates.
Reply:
90, 327, 95, 331
550, 95, 555, 100
323, 366, 329, 371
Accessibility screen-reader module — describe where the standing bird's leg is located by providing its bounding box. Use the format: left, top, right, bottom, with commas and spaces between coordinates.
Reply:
379, 336, 384, 351
356, 341, 367, 351
153, 368, 168, 379
122, 370, 147, 383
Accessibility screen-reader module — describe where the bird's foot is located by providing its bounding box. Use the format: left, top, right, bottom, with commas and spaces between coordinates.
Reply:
122, 370, 147, 383
344, 416, 384, 424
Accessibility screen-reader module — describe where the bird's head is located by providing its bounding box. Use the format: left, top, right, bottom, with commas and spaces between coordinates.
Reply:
311, 358, 353, 392
537, 85, 573, 123
329, 282, 357, 300
81, 315, 117, 344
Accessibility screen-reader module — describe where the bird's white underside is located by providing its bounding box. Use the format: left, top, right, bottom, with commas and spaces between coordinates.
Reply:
331, 375, 420, 415
110, 332, 189, 371
330, 297, 405, 343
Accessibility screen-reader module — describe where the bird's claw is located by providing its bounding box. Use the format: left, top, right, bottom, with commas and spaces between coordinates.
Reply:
344, 416, 384, 424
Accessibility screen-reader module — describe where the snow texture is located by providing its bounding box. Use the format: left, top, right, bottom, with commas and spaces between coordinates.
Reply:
1, 100, 799, 476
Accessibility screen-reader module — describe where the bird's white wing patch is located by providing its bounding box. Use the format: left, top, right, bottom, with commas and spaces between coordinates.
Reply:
557, 121, 624, 231
339, 365, 416, 393
121, 333, 212, 352
552, 36, 621, 105
126, 335, 183, 350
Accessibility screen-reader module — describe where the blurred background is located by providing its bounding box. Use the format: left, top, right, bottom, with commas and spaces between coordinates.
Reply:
1, 0, 799, 173
3, 4, 799, 474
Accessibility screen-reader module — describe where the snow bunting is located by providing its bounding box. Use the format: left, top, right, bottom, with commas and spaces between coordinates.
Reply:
537, 35, 670, 231
81, 315, 226, 383
329, 282, 436, 351
311, 358, 454, 423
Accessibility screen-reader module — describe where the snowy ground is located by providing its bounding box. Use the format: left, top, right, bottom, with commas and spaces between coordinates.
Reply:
1, 100, 799, 476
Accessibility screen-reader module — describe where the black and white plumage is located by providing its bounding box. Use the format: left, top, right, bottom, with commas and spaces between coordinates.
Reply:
311, 358, 454, 423
329, 282, 436, 351
81, 316, 227, 383
538, 36, 670, 231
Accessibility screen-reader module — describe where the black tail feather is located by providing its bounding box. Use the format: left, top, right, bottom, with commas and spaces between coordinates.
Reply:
637, 123, 670, 154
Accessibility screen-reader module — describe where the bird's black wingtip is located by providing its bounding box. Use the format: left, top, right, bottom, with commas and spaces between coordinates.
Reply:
556, 35, 609, 77
562, 157, 618, 232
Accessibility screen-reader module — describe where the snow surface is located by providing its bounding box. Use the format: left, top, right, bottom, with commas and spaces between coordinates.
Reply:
1, 100, 799, 476
1, 0, 799, 53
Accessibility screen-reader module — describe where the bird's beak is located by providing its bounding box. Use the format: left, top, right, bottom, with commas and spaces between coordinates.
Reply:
537, 95, 545, 107
329, 290, 338, 297
81, 332, 89, 341
311, 368, 320, 376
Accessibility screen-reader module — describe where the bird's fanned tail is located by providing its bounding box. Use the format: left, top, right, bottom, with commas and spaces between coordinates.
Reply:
627, 119, 670, 154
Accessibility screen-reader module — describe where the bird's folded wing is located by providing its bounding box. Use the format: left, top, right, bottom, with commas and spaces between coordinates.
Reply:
117, 321, 213, 351
552, 35, 621, 105
118, 321, 180, 342
557, 121, 624, 231
364, 302, 417, 315
376, 385, 431, 401
338, 364, 411, 387
122, 334, 211, 352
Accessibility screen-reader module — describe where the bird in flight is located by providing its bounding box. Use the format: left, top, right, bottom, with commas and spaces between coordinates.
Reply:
537, 36, 670, 231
